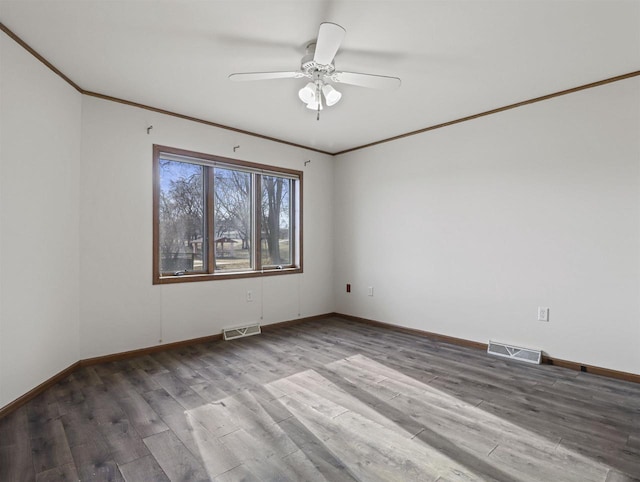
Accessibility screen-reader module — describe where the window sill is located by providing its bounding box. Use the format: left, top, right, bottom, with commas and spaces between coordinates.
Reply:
153, 266, 302, 285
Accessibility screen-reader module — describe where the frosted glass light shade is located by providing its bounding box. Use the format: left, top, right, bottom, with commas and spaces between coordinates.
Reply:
322, 84, 342, 106
298, 82, 316, 104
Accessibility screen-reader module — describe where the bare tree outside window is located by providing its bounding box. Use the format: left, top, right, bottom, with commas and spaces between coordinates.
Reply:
261, 175, 291, 266
158, 160, 204, 273
214, 168, 252, 271
153, 145, 301, 284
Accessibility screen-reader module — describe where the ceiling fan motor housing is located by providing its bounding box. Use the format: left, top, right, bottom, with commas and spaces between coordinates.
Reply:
301, 43, 335, 77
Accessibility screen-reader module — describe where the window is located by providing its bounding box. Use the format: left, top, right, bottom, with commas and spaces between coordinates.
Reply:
153, 145, 302, 283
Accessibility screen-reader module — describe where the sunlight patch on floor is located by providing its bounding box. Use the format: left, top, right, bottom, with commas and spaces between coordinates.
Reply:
183, 354, 612, 481
265, 354, 610, 481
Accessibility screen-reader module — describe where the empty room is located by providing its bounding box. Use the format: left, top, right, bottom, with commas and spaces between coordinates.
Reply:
1, 1, 639, 481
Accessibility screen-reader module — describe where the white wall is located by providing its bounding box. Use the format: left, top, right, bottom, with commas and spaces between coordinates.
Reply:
2, 26, 639, 411
0, 30, 333, 408
0, 34, 82, 407
79, 97, 334, 359
334, 78, 640, 374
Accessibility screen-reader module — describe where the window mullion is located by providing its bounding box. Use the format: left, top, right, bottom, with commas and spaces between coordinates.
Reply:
207, 167, 215, 274
254, 173, 262, 271
290, 179, 295, 267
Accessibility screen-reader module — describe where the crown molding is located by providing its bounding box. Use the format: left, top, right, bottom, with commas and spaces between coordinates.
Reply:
0, 22, 332, 156
2, 21, 639, 156
334, 70, 640, 155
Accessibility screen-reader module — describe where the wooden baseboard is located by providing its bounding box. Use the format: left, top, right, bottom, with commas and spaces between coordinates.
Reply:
334, 312, 640, 384
261, 313, 333, 332
0, 361, 80, 420
0, 313, 334, 419
335, 313, 488, 351
2, 311, 637, 419
80, 334, 225, 367
81, 312, 335, 366
542, 355, 640, 383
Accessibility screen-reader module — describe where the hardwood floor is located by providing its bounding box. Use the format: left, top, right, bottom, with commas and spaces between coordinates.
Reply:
1, 316, 639, 481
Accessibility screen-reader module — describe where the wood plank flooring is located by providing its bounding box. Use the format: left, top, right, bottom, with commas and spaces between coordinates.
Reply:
1, 316, 639, 481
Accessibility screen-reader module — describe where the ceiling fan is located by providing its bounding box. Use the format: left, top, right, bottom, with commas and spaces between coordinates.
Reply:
229, 23, 401, 118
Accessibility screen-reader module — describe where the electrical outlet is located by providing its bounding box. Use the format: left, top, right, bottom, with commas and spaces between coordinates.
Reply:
346, 283, 351, 293
537, 306, 549, 322
246, 290, 253, 302
367, 286, 374, 296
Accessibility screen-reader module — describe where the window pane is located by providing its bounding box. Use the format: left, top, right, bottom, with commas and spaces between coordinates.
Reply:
158, 160, 205, 273
214, 168, 252, 271
261, 175, 292, 266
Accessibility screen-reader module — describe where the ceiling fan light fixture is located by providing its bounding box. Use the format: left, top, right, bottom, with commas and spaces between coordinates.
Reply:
228, 22, 401, 117
298, 82, 316, 104
322, 84, 342, 106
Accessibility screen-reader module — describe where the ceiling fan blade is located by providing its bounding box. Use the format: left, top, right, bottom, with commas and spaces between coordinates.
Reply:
332, 71, 401, 90
313, 22, 346, 65
229, 71, 304, 82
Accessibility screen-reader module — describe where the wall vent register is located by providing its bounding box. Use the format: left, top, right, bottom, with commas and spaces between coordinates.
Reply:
223, 323, 262, 340
487, 340, 542, 364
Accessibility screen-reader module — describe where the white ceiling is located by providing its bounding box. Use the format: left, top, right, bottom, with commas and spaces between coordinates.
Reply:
1, 1, 639, 154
